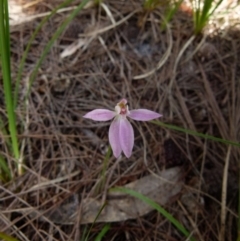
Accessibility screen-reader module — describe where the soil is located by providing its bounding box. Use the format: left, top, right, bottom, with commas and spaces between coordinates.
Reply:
0, 1, 239, 241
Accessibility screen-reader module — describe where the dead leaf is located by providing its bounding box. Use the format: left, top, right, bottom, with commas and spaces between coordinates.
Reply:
26, 167, 183, 224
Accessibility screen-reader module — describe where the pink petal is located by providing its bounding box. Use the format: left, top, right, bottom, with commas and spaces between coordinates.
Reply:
128, 109, 162, 121
109, 118, 122, 158
83, 109, 115, 121
119, 118, 134, 158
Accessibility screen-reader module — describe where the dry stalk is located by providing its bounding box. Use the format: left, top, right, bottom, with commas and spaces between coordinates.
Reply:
219, 146, 231, 241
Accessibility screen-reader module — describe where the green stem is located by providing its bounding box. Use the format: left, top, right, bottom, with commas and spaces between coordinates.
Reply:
152, 121, 240, 147
0, 0, 20, 173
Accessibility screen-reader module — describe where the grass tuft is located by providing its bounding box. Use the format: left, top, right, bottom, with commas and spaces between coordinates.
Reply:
193, 0, 224, 34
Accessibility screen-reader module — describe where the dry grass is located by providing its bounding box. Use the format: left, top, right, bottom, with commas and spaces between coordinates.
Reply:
0, 0, 240, 240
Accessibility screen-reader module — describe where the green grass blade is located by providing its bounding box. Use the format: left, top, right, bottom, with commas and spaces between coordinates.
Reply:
80, 227, 88, 241
161, 0, 183, 31
94, 146, 111, 195
111, 187, 196, 241
199, 0, 216, 27
84, 203, 107, 241
0, 155, 11, 181
94, 224, 111, 241
14, 0, 75, 109
152, 121, 240, 147
3, 0, 11, 59
0, 233, 20, 241
0, 118, 12, 148
0, 118, 12, 180
200, 0, 213, 20
143, 0, 155, 10
193, 0, 224, 34
25, 0, 91, 102
209, 0, 224, 17
0, 0, 20, 170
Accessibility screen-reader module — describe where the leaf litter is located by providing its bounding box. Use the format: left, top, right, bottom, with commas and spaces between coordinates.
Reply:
1, 0, 240, 240
17, 167, 182, 225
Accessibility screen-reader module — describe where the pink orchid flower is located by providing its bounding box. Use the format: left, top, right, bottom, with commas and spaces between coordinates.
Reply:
83, 99, 162, 158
